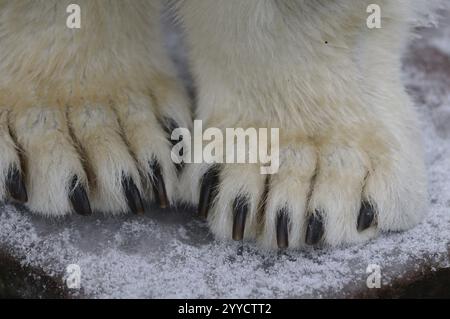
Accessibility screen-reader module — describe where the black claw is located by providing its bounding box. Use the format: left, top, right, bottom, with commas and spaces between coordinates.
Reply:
164, 118, 182, 146
357, 201, 376, 232
232, 197, 249, 241
149, 161, 169, 209
6, 166, 28, 203
276, 210, 289, 249
69, 177, 92, 216
198, 166, 220, 219
305, 211, 324, 246
122, 176, 145, 215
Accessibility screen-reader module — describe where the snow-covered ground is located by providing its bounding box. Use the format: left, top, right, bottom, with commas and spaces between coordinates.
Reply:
0, 9, 449, 299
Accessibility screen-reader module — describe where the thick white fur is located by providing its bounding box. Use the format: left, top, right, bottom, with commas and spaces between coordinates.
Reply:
0, 0, 191, 216
0, 0, 431, 249
177, 0, 429, 248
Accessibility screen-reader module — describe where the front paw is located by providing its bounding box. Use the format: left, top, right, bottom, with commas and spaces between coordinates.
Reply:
0, 87, 190, 216
181, 132, 427, 249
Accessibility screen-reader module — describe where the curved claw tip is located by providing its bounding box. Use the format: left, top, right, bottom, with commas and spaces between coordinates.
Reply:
163, 119, 185, 172
357, 201, 376, 232
198, 166, 220, 219
232, 197, 249, 241
150, 161, 169, 209
122, 176, 145, 215
305, 211, 324, 246
7, 166, 28, 203
163, 118, 180, 144
276, 211, 289, 249
69, 177, 92, 216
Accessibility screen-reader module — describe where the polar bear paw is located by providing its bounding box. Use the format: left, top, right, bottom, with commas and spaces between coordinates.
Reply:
180, 133, 427, 249
0, 85, 191, 217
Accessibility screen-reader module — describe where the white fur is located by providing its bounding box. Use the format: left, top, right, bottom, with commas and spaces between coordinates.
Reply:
177, 0, 429, 248
0, 0, 431, 249
0, 108, 21, 200
0, 0, 191, 216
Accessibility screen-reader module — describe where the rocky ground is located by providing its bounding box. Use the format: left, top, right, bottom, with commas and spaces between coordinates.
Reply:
0, 8, 449, 299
